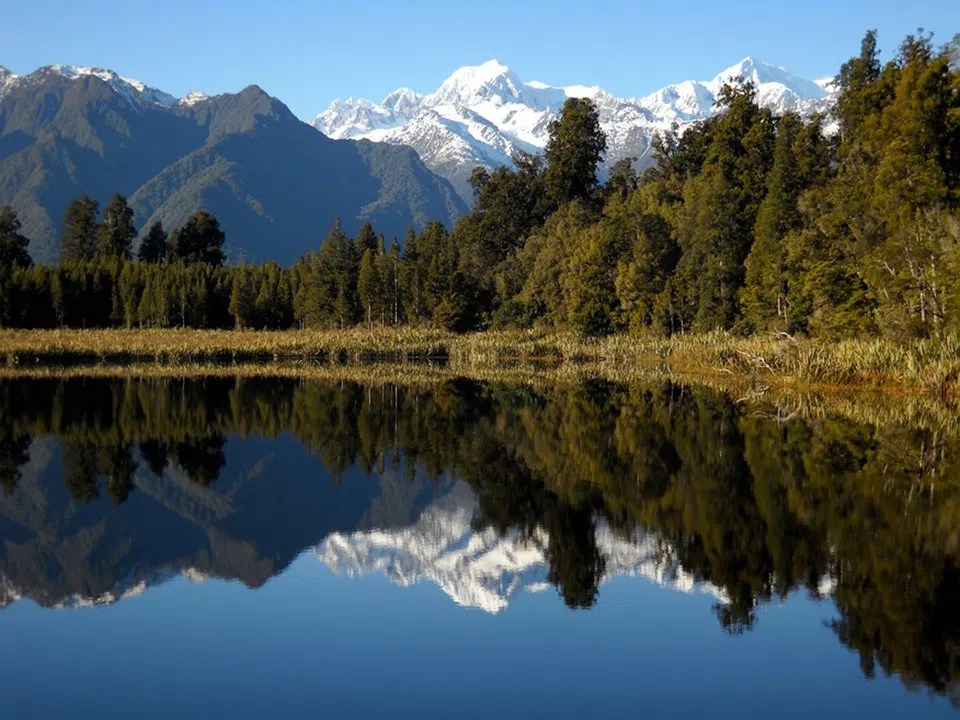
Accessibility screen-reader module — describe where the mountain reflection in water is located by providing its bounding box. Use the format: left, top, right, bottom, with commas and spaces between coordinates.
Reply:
0, 375, 958, 706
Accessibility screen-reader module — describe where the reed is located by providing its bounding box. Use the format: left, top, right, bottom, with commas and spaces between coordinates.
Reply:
3, 327, 960, 394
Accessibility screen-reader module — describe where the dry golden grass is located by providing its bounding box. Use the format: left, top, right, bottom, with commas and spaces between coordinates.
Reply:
0, 327, 453, 363
3, 327, 960, 394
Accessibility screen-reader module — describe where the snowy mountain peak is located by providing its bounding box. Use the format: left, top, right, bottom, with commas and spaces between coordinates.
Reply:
382, 87, 423, 115
315, 481, 728, 614
429, 59, 526, 106
453, 58, 512, 84
42, 64, 178, 108
314, 56, 837, 203
179, 91, 210, 107
0, 66, 18, 98
709, 56, 828, 102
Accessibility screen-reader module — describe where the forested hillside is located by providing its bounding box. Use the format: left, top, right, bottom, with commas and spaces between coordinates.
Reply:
0, 72, 465, 264
1, 31, 957, 340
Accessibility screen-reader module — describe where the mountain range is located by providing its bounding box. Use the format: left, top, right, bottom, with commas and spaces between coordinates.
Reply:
0, 65, 466, 264
0, 436, 729, 613
0, 56, 834, 264
317, 480, 728, 613
315, 57, 835, 202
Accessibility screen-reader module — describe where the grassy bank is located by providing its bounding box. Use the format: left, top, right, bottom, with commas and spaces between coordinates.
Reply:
3, 327, 960, 393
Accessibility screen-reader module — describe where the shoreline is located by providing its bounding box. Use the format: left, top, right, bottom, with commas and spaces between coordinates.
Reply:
1, 327, 959, 395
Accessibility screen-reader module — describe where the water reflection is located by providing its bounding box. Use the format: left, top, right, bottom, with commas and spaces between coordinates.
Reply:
0, 375, 958, 702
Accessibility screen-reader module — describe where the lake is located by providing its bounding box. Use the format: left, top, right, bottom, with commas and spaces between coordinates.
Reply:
0, 374, 957, 718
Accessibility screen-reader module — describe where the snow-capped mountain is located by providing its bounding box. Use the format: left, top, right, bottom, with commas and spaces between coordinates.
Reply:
316, 481, 727, 614
314, 57, 835, 202
0, 66, 18, 97
0, 63, 210, 110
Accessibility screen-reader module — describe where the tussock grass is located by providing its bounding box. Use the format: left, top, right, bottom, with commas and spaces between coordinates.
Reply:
0, 327, 453, 364
3, 327, 960, 394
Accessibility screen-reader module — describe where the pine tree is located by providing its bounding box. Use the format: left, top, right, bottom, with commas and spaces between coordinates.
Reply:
96, 193, 136, 261
138, 221, 168, 263
0, 206, 32, 268
328, 219, 360, 328
668, 82, 774, 331
169, 211, 226, 266
835, 30, 883, 143
357, 249, 382, 325
118, 263, 144, 327
299, 218, 360, 328
740, 114, 805, 332
400, 226, 426, 323
544, 97, 607, 206
380, 238, 401, 325
354, 220, 378, 256
60, 195, 99, 263
613, 208, 678, 333
229, 265, 256, 329
605, 157, 639, 201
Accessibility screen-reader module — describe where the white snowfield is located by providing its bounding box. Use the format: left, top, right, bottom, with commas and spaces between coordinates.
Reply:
315, 481, 729, 614
314, 57, 835, 200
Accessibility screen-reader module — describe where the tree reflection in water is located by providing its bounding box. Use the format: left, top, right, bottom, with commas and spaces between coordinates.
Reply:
0, 374, 958, 701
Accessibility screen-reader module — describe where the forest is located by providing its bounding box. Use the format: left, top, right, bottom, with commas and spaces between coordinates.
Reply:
0, 31, 958, 342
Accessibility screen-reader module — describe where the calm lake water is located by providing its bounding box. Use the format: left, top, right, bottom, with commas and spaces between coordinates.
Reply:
0, 375, 957, 718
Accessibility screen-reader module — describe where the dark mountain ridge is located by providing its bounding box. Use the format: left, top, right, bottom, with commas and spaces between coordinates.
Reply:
0, 67, 466, 264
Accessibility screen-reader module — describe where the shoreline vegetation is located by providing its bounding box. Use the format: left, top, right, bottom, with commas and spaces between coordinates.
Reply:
3, 327, 960, 395
1, 31, 958, 408
5, 330, 960, 441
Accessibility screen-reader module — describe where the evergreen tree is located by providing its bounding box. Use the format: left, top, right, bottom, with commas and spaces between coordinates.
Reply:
544, 97, 607, 206
605, 157, 639, 201
357, 248, 383, 325
384, 238, 403, 325
60, 195, 99, 263
96, 193, 136, 261
834, 30, 884, 143
613, 208, 679, 333
400, 225, 427, 323
229, 265, 257, 329
138, 221, 168, 263
667, 82, 774, 332
740, 114, 806, 332
299, 218, 359, 328
0, 206, 32, 268
169, 211, 226, 266
354, 220, 378, 256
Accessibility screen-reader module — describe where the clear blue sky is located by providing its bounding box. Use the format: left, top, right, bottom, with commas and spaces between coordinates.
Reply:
1, 0, 956, 119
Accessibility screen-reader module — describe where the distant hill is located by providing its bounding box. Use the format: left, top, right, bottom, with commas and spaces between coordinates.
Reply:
0, 65, 466, 264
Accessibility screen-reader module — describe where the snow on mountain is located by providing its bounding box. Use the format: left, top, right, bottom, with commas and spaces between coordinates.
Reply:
707, 57, 828, 104
382, 87, 424, 116
179, 91, 211, 107
315, 481, 728, 614
0, 66, 18, 98
314, 57, 835, 202
0, 63, 213, 110
45, 64, 179, 107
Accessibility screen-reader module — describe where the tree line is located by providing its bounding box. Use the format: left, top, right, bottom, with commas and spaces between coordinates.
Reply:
1, 30, 958, 339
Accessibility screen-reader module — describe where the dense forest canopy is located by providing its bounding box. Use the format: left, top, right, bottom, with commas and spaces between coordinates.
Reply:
1, 31, 958, 340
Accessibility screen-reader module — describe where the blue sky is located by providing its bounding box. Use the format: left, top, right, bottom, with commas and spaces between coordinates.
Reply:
1, 0, 956, 119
